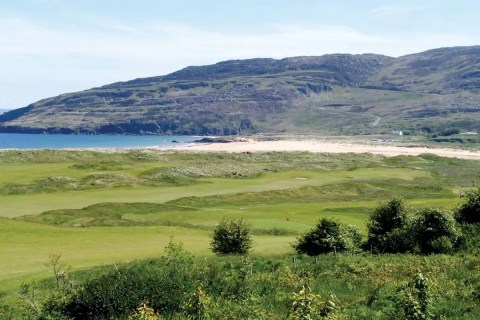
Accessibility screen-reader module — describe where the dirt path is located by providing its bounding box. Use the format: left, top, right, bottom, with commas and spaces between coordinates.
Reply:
371, 116, 381, 127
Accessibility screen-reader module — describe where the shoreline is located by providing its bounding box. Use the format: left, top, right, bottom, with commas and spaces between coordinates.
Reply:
1, 138, 480, 160
167, 139, 480, 160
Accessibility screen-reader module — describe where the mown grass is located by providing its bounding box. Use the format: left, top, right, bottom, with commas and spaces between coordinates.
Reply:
14, 167, 445, 231
0, 218, 294, 294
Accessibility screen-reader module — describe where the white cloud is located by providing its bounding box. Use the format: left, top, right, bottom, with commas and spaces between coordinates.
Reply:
370, 4, 409, 17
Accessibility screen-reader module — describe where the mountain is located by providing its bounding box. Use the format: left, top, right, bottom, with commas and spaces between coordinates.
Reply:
1, 46, 480, 136
368, 46, 480, 92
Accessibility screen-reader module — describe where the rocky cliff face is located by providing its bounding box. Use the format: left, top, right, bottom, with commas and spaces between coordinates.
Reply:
1, 46, 480, 136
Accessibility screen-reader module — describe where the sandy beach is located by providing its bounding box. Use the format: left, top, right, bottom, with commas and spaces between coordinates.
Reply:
172, 139, 480, 160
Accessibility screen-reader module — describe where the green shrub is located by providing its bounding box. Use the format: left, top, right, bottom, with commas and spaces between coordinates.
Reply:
182, 285, 212, 320
395, 273, 437, 320
65, 240, 196, 319
340, 224, 363, 253
440, 127, 460, 137
17, 254, 76, 320
293, 218, 362, 256
289, 285, 322, 320
289, 285, 341, 320
210, 218, 253, 255
128, 302, 163, 320
412, 208, 460, 254
455, 188, 480, 224
456, 223, 480, 253
203, 258, 253, 299
366, 197, 412, 253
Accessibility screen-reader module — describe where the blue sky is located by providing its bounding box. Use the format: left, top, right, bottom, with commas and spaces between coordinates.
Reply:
1, 0, 479, 108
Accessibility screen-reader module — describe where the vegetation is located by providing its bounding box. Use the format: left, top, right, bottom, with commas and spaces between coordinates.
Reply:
455, 188, 480, 224
412, 208, 460, 254
4, 242, 480, 319
289, 285, 340, 319
366, 197, 411, 253
293, 218, 361, 256
210, 218, 253, 255
366, 199, 463, 255
1, 150, 480, 318
396, 273, 434, 320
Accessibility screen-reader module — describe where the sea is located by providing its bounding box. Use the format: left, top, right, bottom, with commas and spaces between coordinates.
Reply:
0, 133, 198, 149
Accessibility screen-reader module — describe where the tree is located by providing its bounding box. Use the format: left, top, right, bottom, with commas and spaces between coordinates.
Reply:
412, 208, 460, 254
210, 218, 253, 255
366, 197, 412, 253
455, 188, 480, 224
293, 218, 362, 256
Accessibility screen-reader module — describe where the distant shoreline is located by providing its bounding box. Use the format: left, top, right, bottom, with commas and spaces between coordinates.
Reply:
1, 134, 479, 160
166, 139, 480, 160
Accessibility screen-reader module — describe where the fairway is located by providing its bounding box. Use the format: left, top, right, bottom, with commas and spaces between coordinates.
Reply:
0, 218, 294, 291
0, 150, 478, 298
0, 167, 430, 218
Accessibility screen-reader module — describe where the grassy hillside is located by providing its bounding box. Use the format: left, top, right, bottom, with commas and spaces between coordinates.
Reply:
1, 46, 480, 137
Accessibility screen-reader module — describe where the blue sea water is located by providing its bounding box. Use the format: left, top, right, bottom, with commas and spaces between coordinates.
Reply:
0, 133, 198, 149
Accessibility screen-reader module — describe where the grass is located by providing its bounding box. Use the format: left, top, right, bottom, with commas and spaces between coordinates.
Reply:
0, 167, 433, 218
6, 246, 480, 319
0, 149, 479, 304
0, 218, 295, 293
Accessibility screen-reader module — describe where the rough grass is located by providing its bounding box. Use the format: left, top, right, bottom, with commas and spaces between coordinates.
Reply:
5, 246, 480, 319
19, 202, 198, 227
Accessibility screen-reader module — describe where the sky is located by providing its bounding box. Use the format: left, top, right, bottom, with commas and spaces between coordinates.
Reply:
1, 0, 479, 108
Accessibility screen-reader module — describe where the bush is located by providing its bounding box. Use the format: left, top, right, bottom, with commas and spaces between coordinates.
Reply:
366, 197, 412, 253
210, 218, 253, 255
65, 240, 196, 319
293, 218, 362, 256
440, 127, 460, 136
340, 224, 363, 252
289, 285, 340, 319
412, 208, 460, 254
456, 223, 480, 253
128, 302, 163, 320
455, 188, 480, 224
395, 273, 434, 320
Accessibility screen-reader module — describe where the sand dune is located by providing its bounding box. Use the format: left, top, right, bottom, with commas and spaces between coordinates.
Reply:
172, 139, 480, 160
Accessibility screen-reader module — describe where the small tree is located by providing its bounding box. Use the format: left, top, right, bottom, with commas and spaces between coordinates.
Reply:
366, 197, 412, 253
210, 218, 253, 255
293, 218, 361, 256
455, 188, 480, 224
412, 208, 460, 254
289, 285, 341, 320
396, 273, 435, 320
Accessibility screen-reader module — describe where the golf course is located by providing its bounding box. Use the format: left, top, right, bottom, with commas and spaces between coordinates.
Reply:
1, 148, 480, 318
